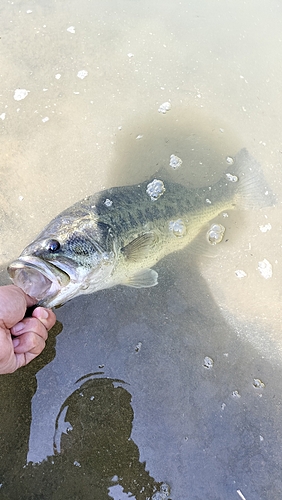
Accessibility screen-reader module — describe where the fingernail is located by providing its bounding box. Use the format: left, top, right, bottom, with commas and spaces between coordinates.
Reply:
39, 309, 49, 319
13, 338, 20, 348
12, 322, 24, 333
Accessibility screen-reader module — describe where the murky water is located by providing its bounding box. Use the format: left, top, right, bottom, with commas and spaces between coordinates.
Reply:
1, 1, 282, 499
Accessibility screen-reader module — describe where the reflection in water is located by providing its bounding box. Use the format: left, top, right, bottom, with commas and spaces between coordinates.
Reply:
0, 365, 170, 499
0, 321, 61, 494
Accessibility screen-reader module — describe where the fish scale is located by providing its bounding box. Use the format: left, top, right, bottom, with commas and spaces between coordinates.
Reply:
8, 149, 274, 307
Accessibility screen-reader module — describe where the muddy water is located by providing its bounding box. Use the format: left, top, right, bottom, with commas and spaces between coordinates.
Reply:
1, 1, 282, 499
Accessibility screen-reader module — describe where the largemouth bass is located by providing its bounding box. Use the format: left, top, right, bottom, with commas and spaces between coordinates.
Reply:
8, 149, 273, 308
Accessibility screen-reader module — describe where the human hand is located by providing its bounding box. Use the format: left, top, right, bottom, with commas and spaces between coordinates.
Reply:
0, 285, 56, 374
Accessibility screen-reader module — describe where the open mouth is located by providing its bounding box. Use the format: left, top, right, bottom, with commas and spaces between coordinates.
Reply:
8, 257, 70, 301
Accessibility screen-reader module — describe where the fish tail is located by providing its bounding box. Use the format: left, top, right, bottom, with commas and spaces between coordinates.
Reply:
232, 148, 276, 209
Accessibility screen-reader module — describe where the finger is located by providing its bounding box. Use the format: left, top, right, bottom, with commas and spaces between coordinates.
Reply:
12, 331, 46, 355
0, 285, 30, 328
31, 307, 57, 330
7, 285, 38, 308
25, 294, 38, 308
11, 317, 48, 341
15, 350, 42, 369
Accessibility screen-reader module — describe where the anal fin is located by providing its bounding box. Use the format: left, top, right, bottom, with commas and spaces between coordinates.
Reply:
122, 268, 158, 288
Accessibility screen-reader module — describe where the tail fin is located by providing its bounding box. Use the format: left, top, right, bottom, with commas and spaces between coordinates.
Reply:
233, 148, 276, 209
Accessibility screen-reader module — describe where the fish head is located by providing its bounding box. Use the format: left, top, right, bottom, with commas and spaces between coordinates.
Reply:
8, 214, 116, 307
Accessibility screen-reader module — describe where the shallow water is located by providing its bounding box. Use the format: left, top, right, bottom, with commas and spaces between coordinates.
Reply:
1, 1, 282, 499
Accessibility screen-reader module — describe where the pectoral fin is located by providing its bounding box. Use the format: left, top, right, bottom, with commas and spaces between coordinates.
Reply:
122, 232, 157, 262
122, 268, 158, 288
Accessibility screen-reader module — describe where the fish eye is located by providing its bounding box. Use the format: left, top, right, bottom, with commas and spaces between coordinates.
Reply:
47, 239, 61, 253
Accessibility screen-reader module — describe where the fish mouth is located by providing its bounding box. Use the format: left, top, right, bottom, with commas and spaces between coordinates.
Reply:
7, 256, 70, 302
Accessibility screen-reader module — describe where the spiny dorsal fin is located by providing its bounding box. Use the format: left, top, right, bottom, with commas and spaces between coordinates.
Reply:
122, 232, 157, 262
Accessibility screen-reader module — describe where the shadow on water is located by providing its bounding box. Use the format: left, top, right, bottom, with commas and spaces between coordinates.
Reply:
0, 109, 282, 500
0, 368, 169, 499
1, 255, 282, 499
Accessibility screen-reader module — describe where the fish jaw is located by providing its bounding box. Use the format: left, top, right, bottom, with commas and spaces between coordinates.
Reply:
7, 256, 72, 304
7, 253, 117, 308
